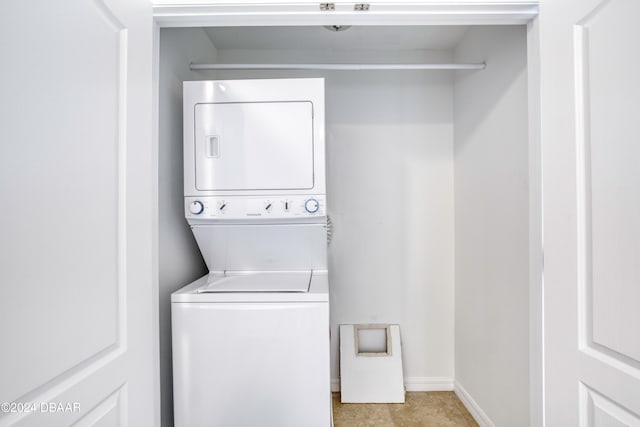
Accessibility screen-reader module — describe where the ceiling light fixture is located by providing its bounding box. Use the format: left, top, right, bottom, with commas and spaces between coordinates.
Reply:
323, 25, 352, 32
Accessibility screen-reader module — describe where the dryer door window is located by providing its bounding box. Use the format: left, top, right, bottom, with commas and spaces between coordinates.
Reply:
194, 101, 314, 191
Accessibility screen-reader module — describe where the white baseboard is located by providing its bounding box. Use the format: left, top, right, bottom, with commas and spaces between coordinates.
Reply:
404, 376, 454, 391
453, 380, 496, 427
331, 377, 454, 393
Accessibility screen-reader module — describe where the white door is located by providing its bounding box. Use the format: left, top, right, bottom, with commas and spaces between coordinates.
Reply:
540, 0, 640, 425
0, 0, 156, 426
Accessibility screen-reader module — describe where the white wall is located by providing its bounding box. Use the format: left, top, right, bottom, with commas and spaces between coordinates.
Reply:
158, 27, 216, 427
324, 55, 455, 389
453, 26, 529, 426
213, 47, 456, 388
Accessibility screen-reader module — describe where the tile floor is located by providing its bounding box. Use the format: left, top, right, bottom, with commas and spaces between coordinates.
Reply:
332, 392, 479, 427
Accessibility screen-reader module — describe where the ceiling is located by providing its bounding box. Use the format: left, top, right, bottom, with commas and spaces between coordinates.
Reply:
204, 26, 470, 51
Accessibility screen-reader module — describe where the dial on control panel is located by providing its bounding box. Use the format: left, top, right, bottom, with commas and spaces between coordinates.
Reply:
189, 200, 204, 215
188, 198, 322, 217
304, 198, 320, 214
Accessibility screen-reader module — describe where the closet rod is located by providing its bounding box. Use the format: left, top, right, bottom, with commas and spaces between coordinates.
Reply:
190, 63, 486, 71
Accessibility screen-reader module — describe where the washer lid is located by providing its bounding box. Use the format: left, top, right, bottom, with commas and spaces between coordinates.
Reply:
198, 271, 311, 293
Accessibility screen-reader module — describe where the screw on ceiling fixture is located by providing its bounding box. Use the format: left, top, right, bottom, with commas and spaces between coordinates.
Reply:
319, 3, 335, 11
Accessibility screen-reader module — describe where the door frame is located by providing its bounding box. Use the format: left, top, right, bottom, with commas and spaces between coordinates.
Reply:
153, 2, 538, 27
150, 3, 543, 426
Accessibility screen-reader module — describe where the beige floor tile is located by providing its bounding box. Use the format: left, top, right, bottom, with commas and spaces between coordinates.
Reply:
332, 394, 395, 427
332, 392, 478, 427
451, 395, 480, 427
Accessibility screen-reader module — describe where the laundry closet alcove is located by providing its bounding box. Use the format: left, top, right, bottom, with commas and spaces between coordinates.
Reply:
157, 18, 538, 427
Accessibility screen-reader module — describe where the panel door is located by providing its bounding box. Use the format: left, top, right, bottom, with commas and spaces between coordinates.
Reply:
0, 0, 155, 425
540, 0, 640, 425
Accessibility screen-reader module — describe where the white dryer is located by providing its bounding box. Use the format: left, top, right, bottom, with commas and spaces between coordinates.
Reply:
172, 79, 331, 427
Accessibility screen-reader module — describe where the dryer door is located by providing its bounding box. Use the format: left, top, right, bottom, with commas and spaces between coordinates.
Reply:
194, 101, 314, 191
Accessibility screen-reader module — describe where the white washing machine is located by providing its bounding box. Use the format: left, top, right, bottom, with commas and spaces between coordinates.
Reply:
172, 79, 331, 427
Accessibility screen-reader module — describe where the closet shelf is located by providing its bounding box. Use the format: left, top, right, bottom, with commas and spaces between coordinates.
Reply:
190, 62, 486, 71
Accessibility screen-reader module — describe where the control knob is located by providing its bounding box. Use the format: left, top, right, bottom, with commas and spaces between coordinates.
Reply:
189, 200, 204, 215
304, 198, 320, 214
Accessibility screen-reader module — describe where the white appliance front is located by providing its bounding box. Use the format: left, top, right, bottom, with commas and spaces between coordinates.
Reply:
184, 78, 326, 198
172, 273, 331, 427
190, 223, 328, 272
174, 78, 331, 427
194, 101, 314, 191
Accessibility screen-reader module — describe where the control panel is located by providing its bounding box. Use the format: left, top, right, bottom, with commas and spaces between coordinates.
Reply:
185, 196, 326, 220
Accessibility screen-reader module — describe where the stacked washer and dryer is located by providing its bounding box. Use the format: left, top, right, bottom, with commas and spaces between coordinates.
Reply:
171, 78, 332, 426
